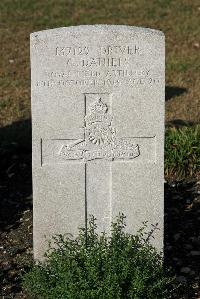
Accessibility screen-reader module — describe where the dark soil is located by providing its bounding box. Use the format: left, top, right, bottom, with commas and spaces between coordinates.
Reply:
0, 124, 32, 299
165, 179, 200, 298
0, 127, 200, 298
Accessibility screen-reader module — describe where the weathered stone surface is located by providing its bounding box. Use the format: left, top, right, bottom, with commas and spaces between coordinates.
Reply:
31, 25, 165, 260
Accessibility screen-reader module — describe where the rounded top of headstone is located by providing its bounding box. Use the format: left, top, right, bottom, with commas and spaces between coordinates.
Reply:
30, 25, 164, 39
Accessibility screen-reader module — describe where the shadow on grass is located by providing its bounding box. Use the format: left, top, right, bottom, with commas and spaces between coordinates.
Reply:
166, 119, 197, 128
165, 85, 187, 101
0, 118, 32, 233
164, 180, 200, 298
0, 118, 199, 298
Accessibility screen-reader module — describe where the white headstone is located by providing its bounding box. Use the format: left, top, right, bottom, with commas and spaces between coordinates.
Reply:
31, 25, 165, 260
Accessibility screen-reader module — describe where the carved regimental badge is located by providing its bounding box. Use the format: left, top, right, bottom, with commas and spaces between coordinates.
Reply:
59, 98, 140, 162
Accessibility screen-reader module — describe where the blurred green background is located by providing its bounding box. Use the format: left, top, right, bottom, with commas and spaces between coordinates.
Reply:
0, 0, 199, 127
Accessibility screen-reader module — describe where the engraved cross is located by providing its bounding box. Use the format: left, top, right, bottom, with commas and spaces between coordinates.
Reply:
43, 93, 155, 233
58, 95, 140, 232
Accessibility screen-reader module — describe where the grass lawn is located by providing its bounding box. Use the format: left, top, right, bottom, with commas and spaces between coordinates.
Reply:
0, 0, 200, 127
165, 125, 200, 178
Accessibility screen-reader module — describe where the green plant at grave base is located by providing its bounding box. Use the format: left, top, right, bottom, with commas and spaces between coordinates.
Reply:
23, 214, 178, 299
165, 125, 200, 178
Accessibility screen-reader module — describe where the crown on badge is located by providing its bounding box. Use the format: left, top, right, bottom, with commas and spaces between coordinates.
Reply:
90, 98, 108, 114
85, 98, 112, 126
